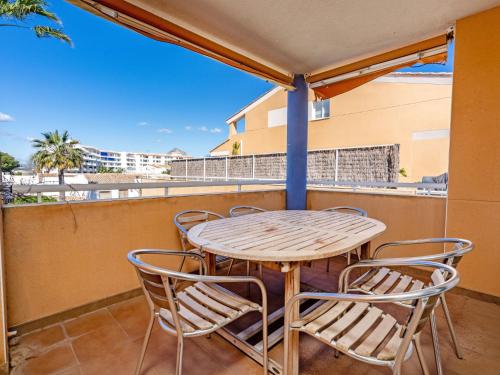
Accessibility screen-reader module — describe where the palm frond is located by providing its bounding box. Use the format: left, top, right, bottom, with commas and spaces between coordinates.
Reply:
1, 0, 59, 22
33, 25, 72, 45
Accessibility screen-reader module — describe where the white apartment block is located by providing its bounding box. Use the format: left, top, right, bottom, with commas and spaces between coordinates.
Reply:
77, 146, 188, 174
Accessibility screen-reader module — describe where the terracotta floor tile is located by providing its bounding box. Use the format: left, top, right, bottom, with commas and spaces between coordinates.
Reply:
64, 309, 118, 338
107, 295, 152, 340
12, 345, 77, 375
71, 323, 129, 364
54, 367, 81, 375
16, 325, 66, 351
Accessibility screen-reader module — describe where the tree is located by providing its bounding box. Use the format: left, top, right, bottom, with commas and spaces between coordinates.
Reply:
31, 130, 83, 200
97, 166, 124, 173
0, 0, 71, 45
231, 141, 241, 156
0, 151, 20, 172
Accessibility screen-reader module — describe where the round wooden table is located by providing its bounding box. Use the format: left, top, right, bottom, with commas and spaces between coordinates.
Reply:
188, 210, 386, 375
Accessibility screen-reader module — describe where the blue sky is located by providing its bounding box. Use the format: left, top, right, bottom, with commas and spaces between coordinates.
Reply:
0, 1, 453, 163
0, 1, 272, 162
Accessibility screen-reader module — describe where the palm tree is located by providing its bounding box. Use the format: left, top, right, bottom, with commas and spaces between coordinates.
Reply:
32, 130, 83, 200
0, 0, 71, 45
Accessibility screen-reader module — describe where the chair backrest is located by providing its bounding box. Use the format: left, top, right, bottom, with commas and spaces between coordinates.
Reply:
174, 210, 224, 250
323, 206, 368, 217
128, 249, 207, 336
229, 205, 267, 217
373, 238, 474, 269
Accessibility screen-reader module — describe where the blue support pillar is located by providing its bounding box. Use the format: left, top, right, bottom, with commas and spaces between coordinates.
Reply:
286, 74, 308, 209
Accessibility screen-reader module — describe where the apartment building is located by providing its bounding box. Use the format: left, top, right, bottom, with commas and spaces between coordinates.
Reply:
210, 72, 452, 182
77, 146, 188, 174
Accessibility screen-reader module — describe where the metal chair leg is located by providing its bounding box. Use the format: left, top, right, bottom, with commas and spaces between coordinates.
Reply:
430, 311, 443, 375
414, 333, 430, 375
246, 261, 251, 296
326, 258, 331, 272
176, 336, 184, 375
347, 251, 351, 265
135, 312, 155, 375
261, 303, 269, 375
441, 294, 464, 359
227, 258, 235, 276
258, 264, 263, 280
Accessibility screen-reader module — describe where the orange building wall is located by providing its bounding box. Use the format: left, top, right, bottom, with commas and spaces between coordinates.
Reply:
214, 79, 452, 182
446, 6, 500, 296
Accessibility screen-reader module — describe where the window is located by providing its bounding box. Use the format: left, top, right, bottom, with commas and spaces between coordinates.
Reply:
311, 100, 330, 120
268, 107, 287, 127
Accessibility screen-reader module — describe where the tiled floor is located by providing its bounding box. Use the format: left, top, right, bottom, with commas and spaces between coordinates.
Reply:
9, 259, 500, 375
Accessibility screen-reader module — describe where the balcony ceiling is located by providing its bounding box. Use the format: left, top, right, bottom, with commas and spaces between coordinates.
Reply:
72, 0, 499, 84
124, 1, 499, 70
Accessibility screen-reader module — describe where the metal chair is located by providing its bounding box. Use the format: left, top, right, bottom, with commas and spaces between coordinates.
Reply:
173, 210, 225, 274
322, 206, 368, 270
129, 249, 269, 375
344, 238, 473, 375
227, 206, 267, 278
284, 259, 460, 375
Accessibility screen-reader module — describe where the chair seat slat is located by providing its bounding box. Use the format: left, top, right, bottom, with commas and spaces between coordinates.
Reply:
320, 302, 369, 342
336, 307, 383, 351
178, 305, 214, 330
390, 275, 413, 294
360, 268, 390, 291
377, 325, 404, 361
177, 292, 227, 324
354, 314, 397, 357
373, 271, 401, 294
194, 282, 258, 311
184, 286, 238, 318
159, 308, 195, 333
303, 301, 351, 334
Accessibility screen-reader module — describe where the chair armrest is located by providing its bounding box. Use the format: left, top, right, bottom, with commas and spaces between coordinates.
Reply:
373, 238, 473, 261
129, 249, 208, 274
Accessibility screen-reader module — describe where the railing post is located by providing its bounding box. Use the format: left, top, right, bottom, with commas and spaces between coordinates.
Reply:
334, 149, 339, 183
252, 154, 255, 179
225, 157, 228, 181
203, 158, 206, 181
164, 187, 169, 196
185, 159, 188, 181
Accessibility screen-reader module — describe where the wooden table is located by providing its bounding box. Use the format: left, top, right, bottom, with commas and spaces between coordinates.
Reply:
188, 210, 386, 375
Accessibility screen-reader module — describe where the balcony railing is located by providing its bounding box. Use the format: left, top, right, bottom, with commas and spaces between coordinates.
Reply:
2, 179, 447, 205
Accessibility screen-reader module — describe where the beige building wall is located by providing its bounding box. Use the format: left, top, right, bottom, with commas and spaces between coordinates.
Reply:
446, 6, 500, 297
3, 191, 286, 327
213, 76, 452, 182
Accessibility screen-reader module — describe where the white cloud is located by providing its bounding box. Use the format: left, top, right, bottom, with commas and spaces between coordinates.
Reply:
26, 136, 35, 141
137, 121, 149, 126
210, 128, 222, 133
184, 125, 192, 131
198, 126, 208, 132
0, 112, 14, 122
158, 128, 173, 134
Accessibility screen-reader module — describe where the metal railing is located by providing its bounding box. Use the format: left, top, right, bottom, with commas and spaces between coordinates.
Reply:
3, 179, 447, 205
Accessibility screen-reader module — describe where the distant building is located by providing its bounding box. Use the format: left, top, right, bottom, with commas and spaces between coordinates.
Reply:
76, 145, 189, 174
210, 72, 453, 182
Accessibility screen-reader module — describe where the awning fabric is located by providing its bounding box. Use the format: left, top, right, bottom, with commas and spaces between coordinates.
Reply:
70, 0, 294, 89
307, 35, 450, 99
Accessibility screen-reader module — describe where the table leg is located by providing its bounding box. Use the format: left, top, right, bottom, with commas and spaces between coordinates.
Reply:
284, 265, 300, 375
206, 252, 216, 275
360, 241, 371, 260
